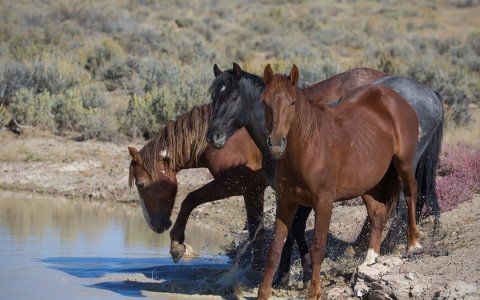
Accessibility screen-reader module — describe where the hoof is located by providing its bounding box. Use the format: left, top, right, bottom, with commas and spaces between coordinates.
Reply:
170, 242, 186, 263
407, 241, 422, 252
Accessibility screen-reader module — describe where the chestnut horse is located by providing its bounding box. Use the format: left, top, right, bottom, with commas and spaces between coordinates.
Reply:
206, 63, 443, 286
258, 64, 421, 299
128, 104, 267, 269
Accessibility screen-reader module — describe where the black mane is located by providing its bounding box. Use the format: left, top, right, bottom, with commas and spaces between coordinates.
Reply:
209, 69, 265, 104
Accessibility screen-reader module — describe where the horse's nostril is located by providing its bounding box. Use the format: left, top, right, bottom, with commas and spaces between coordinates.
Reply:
213, 133, 220, 142
267, 137, 273, 147
281, 137, 287, 146
136, 182, 145, 189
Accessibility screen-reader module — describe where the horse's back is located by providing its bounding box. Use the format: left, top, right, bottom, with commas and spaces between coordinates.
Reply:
374, 76, 442, 121
337, 84, 419, 151
303, 68, 387, 103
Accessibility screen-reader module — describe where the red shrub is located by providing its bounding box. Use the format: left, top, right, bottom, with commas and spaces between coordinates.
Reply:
436, 143, 480, 211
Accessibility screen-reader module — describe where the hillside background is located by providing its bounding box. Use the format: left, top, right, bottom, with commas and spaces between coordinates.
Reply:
0, 0, 479, 142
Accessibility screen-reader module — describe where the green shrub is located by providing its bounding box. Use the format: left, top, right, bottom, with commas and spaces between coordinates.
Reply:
121, 80, 208, 138
78, 108, 117, 141
85, 38, 126, 77
101, 58, 133, 91
127, 57, 181, 94
0, 62, 33, 105
52, 88, 84, 132
32, 60, 83, 94
81, 84, 109, 109
0, 105, 12, 125
9, 88, 55, 130
122, 93, 159, 139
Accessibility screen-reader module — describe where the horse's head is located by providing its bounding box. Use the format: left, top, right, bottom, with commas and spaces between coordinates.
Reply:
262, 64, 299, 158
207, 62, 250, 148
128, 146, 177, 234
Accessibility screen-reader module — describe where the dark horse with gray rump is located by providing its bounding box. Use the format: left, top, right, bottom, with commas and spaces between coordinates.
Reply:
206, 63, 443, 286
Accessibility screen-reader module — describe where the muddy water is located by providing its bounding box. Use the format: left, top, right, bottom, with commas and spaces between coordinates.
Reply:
0, 191, 230, 299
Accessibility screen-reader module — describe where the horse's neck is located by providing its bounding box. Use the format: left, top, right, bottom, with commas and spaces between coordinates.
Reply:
242, 89, 277, 185
290, 95, 333, 148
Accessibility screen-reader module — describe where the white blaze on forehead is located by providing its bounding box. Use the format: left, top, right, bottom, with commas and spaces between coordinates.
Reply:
220, 85, 226, 92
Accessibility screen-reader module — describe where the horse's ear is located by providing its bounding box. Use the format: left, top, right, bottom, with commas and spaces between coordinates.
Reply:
264, 64, 274, 86
232, 62, 242, 80
213, 64, 222, 77
289, 64, 299, 87
128, 147, 141, 163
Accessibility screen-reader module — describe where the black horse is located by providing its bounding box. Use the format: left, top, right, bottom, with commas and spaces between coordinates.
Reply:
206, 63, 443, 286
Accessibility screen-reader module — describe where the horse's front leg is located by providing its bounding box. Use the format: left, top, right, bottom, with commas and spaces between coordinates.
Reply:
243, 171, 268, 272
308, 197, 333, 300
169, 168, 248, 262
257, 199, 298, 300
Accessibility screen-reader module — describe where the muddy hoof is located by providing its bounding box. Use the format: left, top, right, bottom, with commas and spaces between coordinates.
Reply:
170, 242, 186, 263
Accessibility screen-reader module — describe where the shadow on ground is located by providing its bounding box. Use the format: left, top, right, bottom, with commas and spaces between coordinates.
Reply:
42, 256, 233, 298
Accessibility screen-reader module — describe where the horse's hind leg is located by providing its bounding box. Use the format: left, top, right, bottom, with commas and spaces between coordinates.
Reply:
382, 192, 408, 253
393, 156, 421, 251
360, 189, 394, 266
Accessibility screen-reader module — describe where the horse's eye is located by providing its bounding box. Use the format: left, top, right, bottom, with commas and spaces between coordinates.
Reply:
291, 101, 295, 106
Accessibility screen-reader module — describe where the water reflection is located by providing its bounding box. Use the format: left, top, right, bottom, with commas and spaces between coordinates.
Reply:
0, 191, 230, 299
0, 191, 225, 256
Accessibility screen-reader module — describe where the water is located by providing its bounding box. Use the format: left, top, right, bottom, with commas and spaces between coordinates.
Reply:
0, 191, 230, 299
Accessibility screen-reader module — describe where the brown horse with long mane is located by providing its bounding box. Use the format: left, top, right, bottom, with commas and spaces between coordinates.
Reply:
257, 65, 421, 299
128, 104, 267, 269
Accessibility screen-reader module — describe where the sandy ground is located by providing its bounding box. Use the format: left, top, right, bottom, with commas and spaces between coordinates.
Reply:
0, 128, 479, 299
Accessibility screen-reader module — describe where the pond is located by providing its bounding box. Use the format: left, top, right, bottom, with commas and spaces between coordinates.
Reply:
0, 191, 231, 299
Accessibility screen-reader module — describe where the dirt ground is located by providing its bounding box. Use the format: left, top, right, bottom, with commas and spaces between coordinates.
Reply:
0, 128, 479, 299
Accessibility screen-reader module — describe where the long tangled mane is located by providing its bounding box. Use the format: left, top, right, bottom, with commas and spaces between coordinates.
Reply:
263, 75, 325, 143
136, 104, 212, 181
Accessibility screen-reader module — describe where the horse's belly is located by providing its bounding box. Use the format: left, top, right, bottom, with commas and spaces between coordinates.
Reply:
335, 158, 393, 200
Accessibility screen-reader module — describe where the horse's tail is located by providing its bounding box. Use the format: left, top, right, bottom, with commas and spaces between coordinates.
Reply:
415, 91, 444, 221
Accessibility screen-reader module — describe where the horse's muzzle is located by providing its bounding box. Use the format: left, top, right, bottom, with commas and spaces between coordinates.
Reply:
267, 136, 287, 158
206, 132, 226, 148
149, 216, 172, 234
